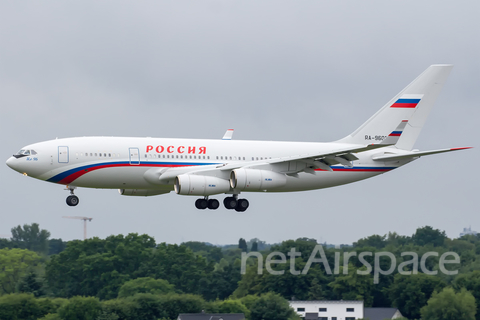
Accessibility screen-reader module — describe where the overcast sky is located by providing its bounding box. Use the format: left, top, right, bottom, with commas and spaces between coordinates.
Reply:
1, 1, 478, 245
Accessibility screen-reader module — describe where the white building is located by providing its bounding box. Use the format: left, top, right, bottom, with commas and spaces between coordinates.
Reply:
289, 300, 364, 320
460, 227, 478, 237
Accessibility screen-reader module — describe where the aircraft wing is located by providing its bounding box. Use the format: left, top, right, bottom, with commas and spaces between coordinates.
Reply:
218, 143, 392, 173
372, 147, 472, 162
156, 143, 393, 182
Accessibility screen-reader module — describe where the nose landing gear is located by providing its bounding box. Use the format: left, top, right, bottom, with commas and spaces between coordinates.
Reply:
66, 187, 79, 207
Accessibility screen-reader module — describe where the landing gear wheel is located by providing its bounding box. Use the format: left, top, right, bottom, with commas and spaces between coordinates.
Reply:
223, 197, 237, 210
66, 195, 79, 207
195, 199, 208, 210
207, 199, 220, 210
235, 199, 249, 212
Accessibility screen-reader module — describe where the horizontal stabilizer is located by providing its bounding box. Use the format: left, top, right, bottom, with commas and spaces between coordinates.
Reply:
372, 147, 472, 161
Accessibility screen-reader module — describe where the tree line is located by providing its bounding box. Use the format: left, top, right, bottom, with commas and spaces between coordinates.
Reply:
0, 223, 479, 319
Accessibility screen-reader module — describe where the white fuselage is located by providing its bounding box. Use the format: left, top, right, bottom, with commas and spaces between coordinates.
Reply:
6, 136, 408, 195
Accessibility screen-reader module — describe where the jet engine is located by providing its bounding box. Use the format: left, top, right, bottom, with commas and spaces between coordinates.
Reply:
174, 174, 231, 196
230, 168, 287, 191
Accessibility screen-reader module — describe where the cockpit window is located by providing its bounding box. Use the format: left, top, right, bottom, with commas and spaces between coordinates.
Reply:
14, 149, 37, 158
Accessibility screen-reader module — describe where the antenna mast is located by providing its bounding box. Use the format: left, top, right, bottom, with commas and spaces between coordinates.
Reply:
63, 216, 93, 240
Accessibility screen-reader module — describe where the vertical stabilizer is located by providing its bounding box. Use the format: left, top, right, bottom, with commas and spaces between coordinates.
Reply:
337, 65, 453, 150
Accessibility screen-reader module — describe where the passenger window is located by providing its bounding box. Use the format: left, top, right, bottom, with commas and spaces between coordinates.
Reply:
109, 153, 111, 157
99, 153, 101, 157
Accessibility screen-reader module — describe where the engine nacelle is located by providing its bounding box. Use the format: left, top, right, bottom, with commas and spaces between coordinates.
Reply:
230, 169, 287, 191
174, 174, 231, 196
119, 189, 171, 196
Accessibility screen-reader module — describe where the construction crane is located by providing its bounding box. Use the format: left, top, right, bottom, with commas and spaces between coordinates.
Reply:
63, 216, 93, 240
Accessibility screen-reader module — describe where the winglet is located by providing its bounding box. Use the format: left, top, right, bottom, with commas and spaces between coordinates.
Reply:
222, 129, 234, 140
380, 120, 408, 145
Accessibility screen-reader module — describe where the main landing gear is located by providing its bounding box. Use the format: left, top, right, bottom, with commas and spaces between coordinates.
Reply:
195, 195, 249, 212
224, 195, 249, 212
195, 197, 220, 210
66, 187, 79, 207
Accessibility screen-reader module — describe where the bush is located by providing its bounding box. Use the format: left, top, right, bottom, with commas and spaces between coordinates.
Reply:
250, 292, 296, 320
0, 293, 47, 320
57, 296, 102, 320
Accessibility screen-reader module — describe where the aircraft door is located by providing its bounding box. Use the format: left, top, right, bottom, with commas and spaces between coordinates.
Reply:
129, 148, 140, 165
58, 146, 69, 163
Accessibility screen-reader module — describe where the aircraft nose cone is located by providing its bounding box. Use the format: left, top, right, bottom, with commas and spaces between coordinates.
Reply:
6, 157, 20, 172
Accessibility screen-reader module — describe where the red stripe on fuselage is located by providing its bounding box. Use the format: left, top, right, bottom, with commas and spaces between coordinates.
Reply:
57, 163, 196, 185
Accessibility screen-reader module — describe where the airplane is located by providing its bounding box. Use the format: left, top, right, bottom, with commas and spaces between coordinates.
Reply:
6, 64, 471, 212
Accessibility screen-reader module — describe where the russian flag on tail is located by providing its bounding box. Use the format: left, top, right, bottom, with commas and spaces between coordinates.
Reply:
390, 94, 423, 108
